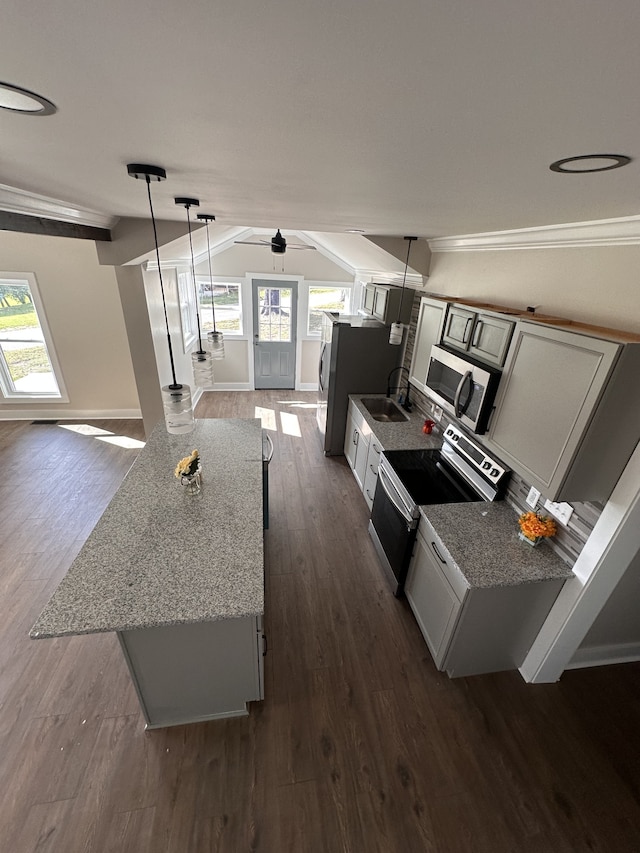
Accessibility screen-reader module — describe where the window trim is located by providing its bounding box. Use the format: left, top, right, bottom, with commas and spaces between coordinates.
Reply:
177, 269, 197, 352
0, 270, 68, 401
196, 275, 245, 338
303, 280, 353, 338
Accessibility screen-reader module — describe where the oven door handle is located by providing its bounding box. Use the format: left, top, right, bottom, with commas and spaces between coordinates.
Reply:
378, 465, 416, 527
453, 370, 473, 418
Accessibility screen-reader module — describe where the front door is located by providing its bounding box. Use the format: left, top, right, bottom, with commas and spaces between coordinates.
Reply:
252, 279, 297, 389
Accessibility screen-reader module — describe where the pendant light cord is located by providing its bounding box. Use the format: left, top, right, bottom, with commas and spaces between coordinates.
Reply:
146, 176, 179, 388
185, 205, 205, 353
396, 236, 416, 324
203, 219, 217, 333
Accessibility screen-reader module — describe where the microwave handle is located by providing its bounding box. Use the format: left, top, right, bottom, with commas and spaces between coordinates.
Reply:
453, 370, 473, 418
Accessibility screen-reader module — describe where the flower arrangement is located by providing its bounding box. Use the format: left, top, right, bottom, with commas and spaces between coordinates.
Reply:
175, 449, 200, 479
518, 510, 557, 544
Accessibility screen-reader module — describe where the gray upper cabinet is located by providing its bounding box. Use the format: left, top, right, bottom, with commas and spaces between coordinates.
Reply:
408, 296, 449, 393
442, 304, 514, 368
485, 321, 640, 502
362, 283, 413, 326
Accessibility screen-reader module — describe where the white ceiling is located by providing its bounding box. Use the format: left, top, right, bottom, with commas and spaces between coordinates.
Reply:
2, 0, 640, 241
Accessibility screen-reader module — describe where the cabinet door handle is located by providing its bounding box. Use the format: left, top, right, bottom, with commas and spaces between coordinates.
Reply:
353, 429, 358, 446
472, 319, 483, 347
262, 633, 268, 656
431, 541, 447, 564
463, 316, 473, 344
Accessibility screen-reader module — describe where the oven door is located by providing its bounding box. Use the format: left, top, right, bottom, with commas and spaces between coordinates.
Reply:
368, 463, 419, 597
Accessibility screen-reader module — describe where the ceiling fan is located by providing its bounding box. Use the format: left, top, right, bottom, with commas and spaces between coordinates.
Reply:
234, 229, 316, 255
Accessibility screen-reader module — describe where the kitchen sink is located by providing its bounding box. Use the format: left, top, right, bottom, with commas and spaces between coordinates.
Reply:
360, 397, 409, 423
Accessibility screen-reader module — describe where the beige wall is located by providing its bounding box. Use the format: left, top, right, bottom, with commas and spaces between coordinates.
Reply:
0, 231, 139, 419
200, 243, 351, 281
300, 340, 321, 387
427, 245, 640, 333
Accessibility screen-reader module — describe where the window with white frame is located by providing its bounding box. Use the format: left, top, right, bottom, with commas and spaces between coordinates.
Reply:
0, 273, 66, 399
307, 285, 352, 335
177, 270, 197, 351
197, 278, 243, 336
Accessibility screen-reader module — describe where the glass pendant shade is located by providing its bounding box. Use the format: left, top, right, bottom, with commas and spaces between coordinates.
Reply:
162, 383, 195, 434
191, 348, 215, 388
206, 330, 225, 358
389, 322, 404, 345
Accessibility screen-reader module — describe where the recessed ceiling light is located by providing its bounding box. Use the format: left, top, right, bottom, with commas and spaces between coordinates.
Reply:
549, 154, 631, 173
0, 81, 57, 115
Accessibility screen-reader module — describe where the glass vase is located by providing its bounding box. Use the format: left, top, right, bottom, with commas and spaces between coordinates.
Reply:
180, 464, 202, 495
518, 532, 542, 547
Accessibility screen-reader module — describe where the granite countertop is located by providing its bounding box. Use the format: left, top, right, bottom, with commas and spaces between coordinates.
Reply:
349, 394, 443, 451
420, 502, 574, 589
30, 418, 265, 639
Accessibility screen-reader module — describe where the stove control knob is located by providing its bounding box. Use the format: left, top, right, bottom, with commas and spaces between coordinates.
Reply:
482, 461, 491, 470
490, 467, 500, 477
450, 432, 460, 441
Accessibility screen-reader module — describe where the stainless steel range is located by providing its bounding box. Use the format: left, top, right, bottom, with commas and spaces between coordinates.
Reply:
369, 423, 509, 596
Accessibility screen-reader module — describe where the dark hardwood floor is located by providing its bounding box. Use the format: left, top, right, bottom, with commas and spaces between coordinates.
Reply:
1, 391, 639, 852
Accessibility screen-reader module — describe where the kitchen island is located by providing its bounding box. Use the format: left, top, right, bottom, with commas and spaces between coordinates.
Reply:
30, 418, 266, 728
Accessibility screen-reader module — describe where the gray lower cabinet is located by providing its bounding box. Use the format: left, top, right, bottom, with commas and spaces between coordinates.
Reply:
408, 296, 449, 393
344, 402, 370, 490
362, 438, 384, 509
405, 520, 565, 677
486, 321, 640, 501
118, 615, 265, 728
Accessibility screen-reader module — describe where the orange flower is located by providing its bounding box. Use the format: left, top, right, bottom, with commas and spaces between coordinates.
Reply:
518, 511, 557, 540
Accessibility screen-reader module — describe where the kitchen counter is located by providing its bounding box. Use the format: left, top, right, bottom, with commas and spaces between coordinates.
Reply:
30, 418, 264, 639
420, 502, 574, 589
349, 394, 443, 451
30, 418, 266, 728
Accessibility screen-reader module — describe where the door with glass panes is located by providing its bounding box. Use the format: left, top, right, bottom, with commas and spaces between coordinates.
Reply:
252, 279, 297, 389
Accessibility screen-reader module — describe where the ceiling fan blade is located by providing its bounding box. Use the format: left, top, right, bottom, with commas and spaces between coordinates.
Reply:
287, 244, 317, 250
234, 240, 271, 246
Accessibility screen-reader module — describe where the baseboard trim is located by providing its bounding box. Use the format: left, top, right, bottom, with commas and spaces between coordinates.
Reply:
567, 641, 640, 670
298, 383, 319, 391
0, 408, 142, 421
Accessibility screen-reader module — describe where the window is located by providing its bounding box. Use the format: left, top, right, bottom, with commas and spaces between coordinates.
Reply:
197, 279, 243, 336
177, 271, 197, 351
307, 285, 351, 335
0, 273, 66, 399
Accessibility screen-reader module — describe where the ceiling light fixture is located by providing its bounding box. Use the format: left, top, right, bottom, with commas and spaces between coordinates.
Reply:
0, 81, 57, 115
549, 154, 631, 173
127, 164, 195, 434
175, 197, 215, 389
196, 213, 225, 359
389, 236, 417, 345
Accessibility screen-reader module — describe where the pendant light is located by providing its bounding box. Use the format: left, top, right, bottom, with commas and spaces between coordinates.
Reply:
389, 236, 417, 345
127, 164, 195, 434
196, 213, 225, 359
175, 197, 215, 388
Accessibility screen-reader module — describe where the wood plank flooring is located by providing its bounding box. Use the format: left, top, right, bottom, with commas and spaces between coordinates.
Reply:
1, 392, 639, 852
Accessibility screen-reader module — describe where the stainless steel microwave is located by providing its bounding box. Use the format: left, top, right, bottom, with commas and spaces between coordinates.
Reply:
425, 345, 502, 434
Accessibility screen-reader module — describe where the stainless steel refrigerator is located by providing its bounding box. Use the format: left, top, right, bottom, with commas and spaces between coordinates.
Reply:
317, 312, 402, 455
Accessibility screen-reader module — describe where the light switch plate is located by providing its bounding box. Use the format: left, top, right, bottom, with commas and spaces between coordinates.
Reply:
526, 486, 541, 508
543, 499, 574, 526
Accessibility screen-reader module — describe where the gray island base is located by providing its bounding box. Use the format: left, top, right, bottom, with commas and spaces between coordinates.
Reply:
30, 419, 266, 729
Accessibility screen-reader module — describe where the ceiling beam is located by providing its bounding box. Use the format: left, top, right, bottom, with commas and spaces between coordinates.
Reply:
0, 210, 111, 241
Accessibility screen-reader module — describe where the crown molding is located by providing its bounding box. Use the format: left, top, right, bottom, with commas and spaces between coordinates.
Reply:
0, 183, 116, 230
429, 215, 640, 252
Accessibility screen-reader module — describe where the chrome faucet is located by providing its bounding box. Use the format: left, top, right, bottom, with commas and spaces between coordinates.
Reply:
386, 366, 412, 412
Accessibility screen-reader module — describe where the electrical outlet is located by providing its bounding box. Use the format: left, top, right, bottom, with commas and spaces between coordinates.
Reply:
543, 499, 574, 526
432, 405, 443, 422
526, 486, 541, 508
